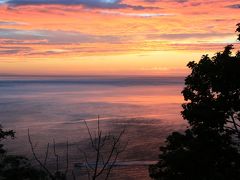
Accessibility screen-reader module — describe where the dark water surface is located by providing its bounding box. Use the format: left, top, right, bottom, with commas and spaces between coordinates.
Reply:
0, 76, 187, 179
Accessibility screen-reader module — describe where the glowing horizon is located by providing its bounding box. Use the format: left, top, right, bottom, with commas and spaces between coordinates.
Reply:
0, 0, 239, 75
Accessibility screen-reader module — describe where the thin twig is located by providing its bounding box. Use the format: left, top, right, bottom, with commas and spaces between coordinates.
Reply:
53, 139, 59, 172
93, 122, 102, 180
84, 120, 95, 149
105, 151, 119, 180
96, 129, 125, 177
65, 140, 69, 175
78, 147, 94, 171
72, 170, 76, 180
81, 116, 127, 180
231, 115, 240, 133
44, 143, 49, 166
28, 129, 55, 180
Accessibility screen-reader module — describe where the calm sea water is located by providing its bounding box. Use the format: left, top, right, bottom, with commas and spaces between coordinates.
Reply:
0, 76, 187, 179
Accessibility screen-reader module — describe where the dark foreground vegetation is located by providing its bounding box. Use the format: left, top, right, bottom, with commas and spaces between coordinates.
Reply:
0, 125, 46, 180
149, 23, 240, 180
0, 118, 126, 180
1, 24, 240, 180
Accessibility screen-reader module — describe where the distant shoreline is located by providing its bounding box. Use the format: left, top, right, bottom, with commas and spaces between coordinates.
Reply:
0, 74, 186, 78
0, 75, 184, 87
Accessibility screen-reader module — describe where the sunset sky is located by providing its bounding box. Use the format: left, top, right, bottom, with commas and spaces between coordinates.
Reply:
0, 0, 239, 75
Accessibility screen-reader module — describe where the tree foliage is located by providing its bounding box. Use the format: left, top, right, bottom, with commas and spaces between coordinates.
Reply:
0, 125, 47, 180
0, 125, 14, 154
237, 23, 240, 41
149, 130, 240, 180
182, 44, 240, 135
149, 24, 240, 180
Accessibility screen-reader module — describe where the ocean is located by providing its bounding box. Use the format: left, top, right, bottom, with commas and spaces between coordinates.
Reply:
0, 75, 187, 179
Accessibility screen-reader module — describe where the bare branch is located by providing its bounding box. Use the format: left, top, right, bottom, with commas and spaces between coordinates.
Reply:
93, 129, 102, 179
226, 115, 240, 136
44, 143, 49, 167
53, 139, 59, 172
98, 115, 100, 137
65, 140, 69, 175
84, 120, 95, 150
96, 129, 126, 178
72, 170, 76, 180
105, 150, 119, 180
28, 129, 55, 180
100, 154, 106, 165
77, 147, 94, 171
80, 116, 127, 180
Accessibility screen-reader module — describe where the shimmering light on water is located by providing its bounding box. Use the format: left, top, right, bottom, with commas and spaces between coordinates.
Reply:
0, 76, 187, 179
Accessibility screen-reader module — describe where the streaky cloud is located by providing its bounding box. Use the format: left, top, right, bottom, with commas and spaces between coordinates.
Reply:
0, 21, 28, 26
5, 0, 159, 10
99, 10, 174, 17
0, 28, 121, 44
143, 0, 188, 3
0, 46, 32, 55
226, 4, 240, 9
147, 32, 233, 40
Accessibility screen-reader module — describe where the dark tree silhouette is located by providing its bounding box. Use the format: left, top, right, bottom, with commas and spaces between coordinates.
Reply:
237, 23, 240, 41
0, 125, 46, 180
182, 44, 240, 136
149, 24, 240, 180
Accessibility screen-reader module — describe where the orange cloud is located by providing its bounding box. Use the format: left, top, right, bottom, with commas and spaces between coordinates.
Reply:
0, 0, 239, 75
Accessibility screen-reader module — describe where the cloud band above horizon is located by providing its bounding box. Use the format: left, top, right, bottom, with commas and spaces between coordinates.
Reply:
0, 0, 239, 75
